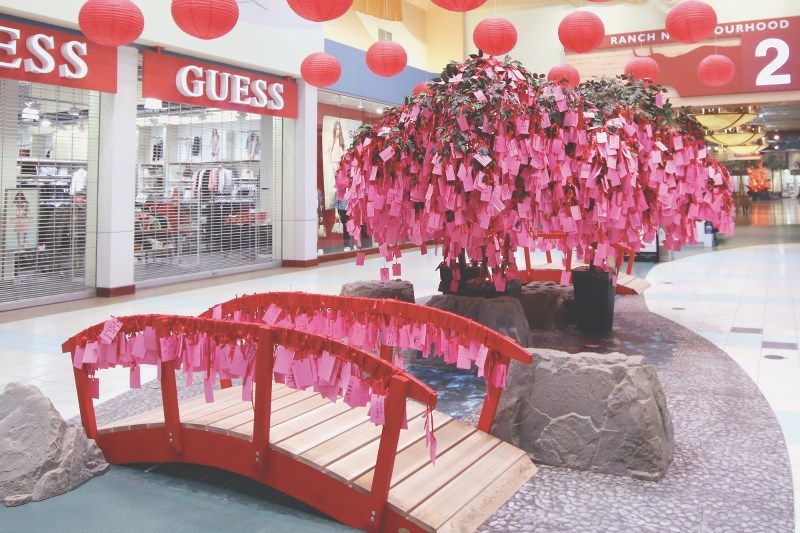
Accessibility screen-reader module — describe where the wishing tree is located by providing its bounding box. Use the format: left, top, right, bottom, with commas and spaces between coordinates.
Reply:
746, 162, 770, 193
335, 56, 734, 293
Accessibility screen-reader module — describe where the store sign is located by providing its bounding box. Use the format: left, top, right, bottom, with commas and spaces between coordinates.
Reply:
142, 52, 298, 119
591, 16, 799, 97
0, 17, 117, 93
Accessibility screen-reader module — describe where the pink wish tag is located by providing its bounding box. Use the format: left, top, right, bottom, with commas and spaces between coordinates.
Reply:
204, 375, 215, 403
273, 346, 295, 374
420, 244, 427, 255
99, 317, 123, 344
160, 336, 177, 362
82, 342, 99, 364
456, 114, 468, 131
380, 267, 390, 282
356, 252, 365, 266
559, 270, 572, 286
475, 345, 489, 377
318, 351, 338, 383
295, 313, 309, 331
89, 377, 100, 400
457, 345, 471, 370
262, 303, 281, 324
493, 275, 506, 293
425, 412, 437, 464
242, 376, 253, 402
130, 365, 141, 389
450, 280, 460, 293
491, 363, 508, 388
570, 205, 582, 220
292, 357, 314, 390
368, 394, 386, 426
379, 146, 395, 162
230, 345, 247, 377
212, 305, 222, 319
383, 325, 398, 347
392, 263, 401, 276
143, 326, 158, 351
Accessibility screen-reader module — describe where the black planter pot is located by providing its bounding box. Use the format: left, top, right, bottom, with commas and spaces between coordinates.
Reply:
438, 265, 487, 295
572, 268, 615, 333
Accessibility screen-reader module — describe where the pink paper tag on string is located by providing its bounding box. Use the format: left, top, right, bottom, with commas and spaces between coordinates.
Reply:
130, 365, 141, 389
356, 252, 365, 266
89, 377, 100, 399
368, 394, 386, 425
242, 376, 253, 402
425, 411, 437, 464
99, 317, 123, 344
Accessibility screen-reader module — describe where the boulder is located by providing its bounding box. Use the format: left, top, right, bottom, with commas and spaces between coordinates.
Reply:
492, 349, 674, 481
518, 281, 575, 329
425, 295, 532, 347
340, 280, 415, 303
0, 383, 108, 506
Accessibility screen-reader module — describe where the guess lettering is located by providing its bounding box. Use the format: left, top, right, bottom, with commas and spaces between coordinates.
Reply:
176, 65, 284, 110
0, 25, 88, 79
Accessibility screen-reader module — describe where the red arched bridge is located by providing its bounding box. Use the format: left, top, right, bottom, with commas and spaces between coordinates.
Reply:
63, 293, 536, 532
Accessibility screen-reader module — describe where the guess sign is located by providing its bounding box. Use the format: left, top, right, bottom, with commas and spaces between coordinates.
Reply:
0, 17, 117, 92
142, 52, 298, 118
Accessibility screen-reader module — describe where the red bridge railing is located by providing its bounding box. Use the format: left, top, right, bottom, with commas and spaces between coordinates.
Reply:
200, 291, 532, 432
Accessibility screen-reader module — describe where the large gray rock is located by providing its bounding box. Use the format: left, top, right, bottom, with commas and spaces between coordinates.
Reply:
518, 281, 575, 330
0, 383, 108, 506
492, 349, 674, 481
340, 280, 415, 303
425, 295, 532, 347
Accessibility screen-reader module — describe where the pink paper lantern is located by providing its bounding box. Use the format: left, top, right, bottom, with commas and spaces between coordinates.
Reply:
624, 56, 660, 81
547, 64, 580, 87
366, 41, 407, 77
473, 17, 517, 56
558, 10, 605, 53
78, 0, 144, 47
287, 0, 353, 22
431, 0, 487, 11
300, 52, 341, 88
666, 0, 717, 44
698, 54, 735, 86
171, 0, 239, 40
412, 81, 429, 95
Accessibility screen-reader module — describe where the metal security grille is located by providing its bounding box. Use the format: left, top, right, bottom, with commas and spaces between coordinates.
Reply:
134, 79, 282, 284
0, 79, 97, 309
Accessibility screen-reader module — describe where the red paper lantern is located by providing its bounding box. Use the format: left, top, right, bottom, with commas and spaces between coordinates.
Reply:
624, 56, 660, 81
287, 0, 353, 22
547, 64, 580, 87
666, 0, 717, 44
300, 53, 341, 88
366, 41, 407, 77
431, 0, 487, 11
171, 0, 239, 40
78, 0, 144, 47
412, 82, 429, 95
698, 54, 735, 86
558, 11, 605, 53
473, 17, 517, 56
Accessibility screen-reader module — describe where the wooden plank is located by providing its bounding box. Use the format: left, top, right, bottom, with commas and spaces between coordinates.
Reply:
407, 442, 536, 531
270, 400, 353, 443
184, 399, 254, 429
223, 393, 329, 438
384, 429, 501, 514
279, 403, 371, 457
326, 411, 447, 487
352, 417, 473, 493
300, 401, 427, 469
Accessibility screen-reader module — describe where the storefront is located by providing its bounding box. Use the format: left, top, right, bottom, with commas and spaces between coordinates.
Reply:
316, 90, 384, 256
0, 15, 116, 309
133, 52, 295, 284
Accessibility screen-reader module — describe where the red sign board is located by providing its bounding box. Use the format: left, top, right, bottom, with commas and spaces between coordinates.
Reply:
0, 17, 117, 93
142, 52, 298, 119
593, 16, 800, 97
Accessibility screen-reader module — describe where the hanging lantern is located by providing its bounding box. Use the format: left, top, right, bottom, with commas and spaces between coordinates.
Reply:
558, 11, 605, 53
666, 0, 717, 44
287, 0, 353, 22
624, 56, 660, 81
300, 53, 341, 88
412, 82, 429, 95
366, 40, 407, 77
473, 17, 517, 56
78, 0, 144, 47
547, 64, 580, 87
698, 54, 735, 86
171, 0, 239, 40
431, 0, 487, 11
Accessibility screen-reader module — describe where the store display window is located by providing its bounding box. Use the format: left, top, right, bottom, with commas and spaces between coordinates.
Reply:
317, 92, 384, 256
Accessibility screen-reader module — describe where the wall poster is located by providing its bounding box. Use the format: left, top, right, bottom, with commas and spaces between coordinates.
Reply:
5, 189, 39, 251
321, 115, 363, 210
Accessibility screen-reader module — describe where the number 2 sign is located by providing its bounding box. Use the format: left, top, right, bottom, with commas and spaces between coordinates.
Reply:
742, 27, 799, 92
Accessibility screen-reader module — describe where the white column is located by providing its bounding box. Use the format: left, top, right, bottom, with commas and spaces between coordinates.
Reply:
281, 80, 318, 265
0, 80, 19, 281
95, 46, 138, 294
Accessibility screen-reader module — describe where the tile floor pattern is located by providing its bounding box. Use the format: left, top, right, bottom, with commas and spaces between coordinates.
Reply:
0, 199, 798, 530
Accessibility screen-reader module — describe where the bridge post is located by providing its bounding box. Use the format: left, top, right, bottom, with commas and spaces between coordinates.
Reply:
368, 374, 409, 532
72, 365, 99, 442
477, 354, 503, 433
252, 328, 275, 477
160, 359, 183, 455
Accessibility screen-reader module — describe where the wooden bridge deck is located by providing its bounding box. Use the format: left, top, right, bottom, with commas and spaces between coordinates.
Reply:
100, 383, 537, 532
